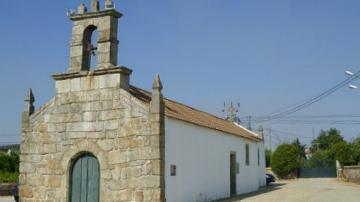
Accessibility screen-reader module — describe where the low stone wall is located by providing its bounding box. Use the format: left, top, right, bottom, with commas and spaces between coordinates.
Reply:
342, 166, 360, 183
0, 183, 12, 196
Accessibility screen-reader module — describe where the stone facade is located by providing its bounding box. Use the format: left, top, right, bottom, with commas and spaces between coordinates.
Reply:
20, 1, 165, 201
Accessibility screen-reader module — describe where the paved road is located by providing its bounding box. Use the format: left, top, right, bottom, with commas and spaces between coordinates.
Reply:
0, 196, 14, 202
221, 178, 360, 202
1, 179, 359, 202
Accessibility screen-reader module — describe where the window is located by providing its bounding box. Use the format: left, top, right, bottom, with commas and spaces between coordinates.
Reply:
257, 148, 260, 166
245, 144, 250, 166
170, 165, 177, 176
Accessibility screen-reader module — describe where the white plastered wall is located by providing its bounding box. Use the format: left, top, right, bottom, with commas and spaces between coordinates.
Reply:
165, 117, 266, 202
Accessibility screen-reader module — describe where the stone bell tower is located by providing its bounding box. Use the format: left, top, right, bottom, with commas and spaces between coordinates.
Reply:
54, 0, 132, 90
69, 0, 121, 72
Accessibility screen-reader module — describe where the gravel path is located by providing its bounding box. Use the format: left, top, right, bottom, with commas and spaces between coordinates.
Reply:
220, 178, 360, 202
0, 196, 14, 202
1, 179, 359, 202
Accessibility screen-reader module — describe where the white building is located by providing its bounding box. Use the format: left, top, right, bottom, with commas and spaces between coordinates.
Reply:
131, 87, 266, 202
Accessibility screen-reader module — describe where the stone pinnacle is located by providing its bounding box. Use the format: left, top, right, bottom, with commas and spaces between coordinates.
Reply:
152, 74, 163, 90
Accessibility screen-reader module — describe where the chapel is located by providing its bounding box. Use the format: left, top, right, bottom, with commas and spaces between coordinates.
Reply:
20, 1, 265, 201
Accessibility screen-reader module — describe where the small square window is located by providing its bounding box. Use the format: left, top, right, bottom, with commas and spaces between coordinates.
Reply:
170, 165, 176, 176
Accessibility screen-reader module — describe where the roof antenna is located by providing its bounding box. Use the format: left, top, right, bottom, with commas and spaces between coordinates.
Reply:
222, 101, 241, 123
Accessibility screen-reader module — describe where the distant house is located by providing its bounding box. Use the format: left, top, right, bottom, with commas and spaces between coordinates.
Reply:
20, 1, 266, 201
305, 148, 312, 159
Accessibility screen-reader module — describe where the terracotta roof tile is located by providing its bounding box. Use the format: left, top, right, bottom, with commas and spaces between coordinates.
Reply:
129, 86, 263, 142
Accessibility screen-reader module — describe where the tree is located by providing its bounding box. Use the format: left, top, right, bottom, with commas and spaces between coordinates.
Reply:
311, 128, 344, 151
307, 149, 334, 167
353, 136, 360, 144
330, 142, 353, 166
349, 137, 360, 165
271, 144, 299, 178
292, 138, 306, 159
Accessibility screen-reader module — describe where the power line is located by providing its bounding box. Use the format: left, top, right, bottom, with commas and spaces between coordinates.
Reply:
281, 114, 360, 118
254, 70, 360, 122
267, 120, 360, 125
241, 113, 360, 125
245, 114, 360, 120
264, 128, 310, 151
266, 128, 313, 139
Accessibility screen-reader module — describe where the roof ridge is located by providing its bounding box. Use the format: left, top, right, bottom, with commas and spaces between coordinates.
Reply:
130, 85, 233, 123
129, 85, 262, 142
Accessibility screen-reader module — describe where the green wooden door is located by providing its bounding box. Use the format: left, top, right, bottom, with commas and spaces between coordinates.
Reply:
71, 154, 100, 202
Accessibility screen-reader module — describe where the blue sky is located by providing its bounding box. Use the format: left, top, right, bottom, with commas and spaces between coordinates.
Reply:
1, 0, 360, 148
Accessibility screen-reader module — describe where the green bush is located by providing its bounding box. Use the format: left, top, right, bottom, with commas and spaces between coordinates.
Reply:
350, 138, 360, 165
0, 153, 19, 172
271, 144, 299, 178
0, 153, 19, 183
330, 142, 352, 166
0, 172, 18, 183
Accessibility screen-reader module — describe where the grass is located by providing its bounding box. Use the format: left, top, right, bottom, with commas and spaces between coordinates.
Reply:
0, 172, 18, 183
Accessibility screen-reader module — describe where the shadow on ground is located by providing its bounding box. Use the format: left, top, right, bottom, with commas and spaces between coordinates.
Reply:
216, 182, 286, 202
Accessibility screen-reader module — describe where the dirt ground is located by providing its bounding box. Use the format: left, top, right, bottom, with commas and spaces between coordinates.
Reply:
0, 196, 13, 202
220, 178, 360, 202
1, 179, 359, 202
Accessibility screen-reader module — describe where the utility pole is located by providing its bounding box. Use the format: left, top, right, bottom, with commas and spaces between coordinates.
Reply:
248, 115, 252, 131
269, 128, 272, 152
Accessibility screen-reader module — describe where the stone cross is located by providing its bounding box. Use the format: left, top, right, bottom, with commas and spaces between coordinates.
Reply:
91, 0, 100, 12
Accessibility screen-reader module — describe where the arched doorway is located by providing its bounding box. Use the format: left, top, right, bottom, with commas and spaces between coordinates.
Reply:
70, 153, 100, 202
